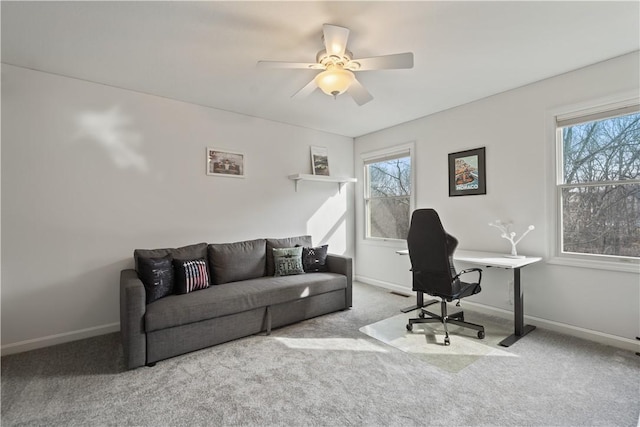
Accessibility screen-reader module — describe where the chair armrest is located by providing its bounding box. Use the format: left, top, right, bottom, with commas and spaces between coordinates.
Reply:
454, 268, 482, 284
326, 254, 353, 308
120, 269, 147, 369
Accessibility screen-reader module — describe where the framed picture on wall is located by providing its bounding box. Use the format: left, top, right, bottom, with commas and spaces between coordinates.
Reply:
207, 147, 245, 178
310, 146, 330, 176
448, 147, 486, 196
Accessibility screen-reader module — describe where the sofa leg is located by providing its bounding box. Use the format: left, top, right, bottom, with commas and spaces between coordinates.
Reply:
146, 362, 156, 367
265, 305, 271, 335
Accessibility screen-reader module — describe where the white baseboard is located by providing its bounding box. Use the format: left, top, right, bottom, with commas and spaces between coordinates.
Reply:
356, 276, 640, 353
355, 275, 412, 297
1, 322, 120, 356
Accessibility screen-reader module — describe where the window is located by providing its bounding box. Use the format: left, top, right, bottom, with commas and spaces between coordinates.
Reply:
555, 101, 640, 263
363, 145, 413, 240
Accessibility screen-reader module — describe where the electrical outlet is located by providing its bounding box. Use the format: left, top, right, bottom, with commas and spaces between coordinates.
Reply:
508, 280, 514, 305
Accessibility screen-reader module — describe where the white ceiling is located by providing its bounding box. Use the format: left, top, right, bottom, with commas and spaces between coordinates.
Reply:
2, 1, 639, 138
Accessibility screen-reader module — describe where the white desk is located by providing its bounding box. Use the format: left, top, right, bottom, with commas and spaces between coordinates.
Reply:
396, 249, 542, 347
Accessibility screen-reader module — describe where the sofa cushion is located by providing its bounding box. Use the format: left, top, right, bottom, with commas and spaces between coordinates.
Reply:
273, 247, 305, 276
173, 259, 210, 294
208, 239, 266, 285
144, 272, 347, 333
266, 235, 312, 276
301, 245, 329, 272
137, 255, 174, 304
134, 243, 207, 273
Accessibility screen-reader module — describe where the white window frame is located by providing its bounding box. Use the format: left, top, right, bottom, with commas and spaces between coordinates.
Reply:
361, 142, 415, 245
547, 95, 640, 273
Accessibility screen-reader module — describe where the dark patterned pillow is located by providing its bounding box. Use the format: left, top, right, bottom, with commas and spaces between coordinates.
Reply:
301, 245, 329, 272
273, 247, 305, 276
137, 255, 174, 304
173, 259, 210, 294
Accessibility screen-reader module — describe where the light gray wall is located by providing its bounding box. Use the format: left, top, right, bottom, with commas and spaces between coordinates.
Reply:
354, 52, 640, 346
1, 64, 354, 352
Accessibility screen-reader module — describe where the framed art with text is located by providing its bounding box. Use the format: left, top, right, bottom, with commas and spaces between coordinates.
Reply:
207, 147, 245, 178
448, 147, 486, 196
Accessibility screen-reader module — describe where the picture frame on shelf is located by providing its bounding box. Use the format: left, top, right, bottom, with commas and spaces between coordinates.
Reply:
448, 147, 486, 196
207, 147, 245, 178
310, 146, 330, 176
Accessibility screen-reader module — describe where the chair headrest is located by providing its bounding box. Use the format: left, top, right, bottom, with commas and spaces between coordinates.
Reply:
407, 209, 457, 274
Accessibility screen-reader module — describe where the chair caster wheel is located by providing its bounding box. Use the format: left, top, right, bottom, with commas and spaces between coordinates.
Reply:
406, 323, 413, 332
418, 311, 425, 318
478, 331, 485, 339
444, 337, 450, 346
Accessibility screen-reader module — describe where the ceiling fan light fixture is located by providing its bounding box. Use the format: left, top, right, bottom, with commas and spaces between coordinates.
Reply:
314, 66, 355, 98
258, 24, 413, 106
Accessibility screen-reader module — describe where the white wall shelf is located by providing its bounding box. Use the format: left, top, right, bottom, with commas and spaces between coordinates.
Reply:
288, 174, 357, 193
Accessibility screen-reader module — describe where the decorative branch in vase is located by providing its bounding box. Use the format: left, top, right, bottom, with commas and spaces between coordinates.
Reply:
488, 220, 535, 258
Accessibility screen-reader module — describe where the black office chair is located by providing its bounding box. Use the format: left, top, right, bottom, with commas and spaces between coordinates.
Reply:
405, 209, 485, 345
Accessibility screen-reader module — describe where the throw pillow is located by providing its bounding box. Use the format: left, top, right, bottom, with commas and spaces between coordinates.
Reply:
266, 236, 313, 276
273, 247, 305, 277
173, 258, 210, 294
137, 255, 174, 304
301, 245, 329, 272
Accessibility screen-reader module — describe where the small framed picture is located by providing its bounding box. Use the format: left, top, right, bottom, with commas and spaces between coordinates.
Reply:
207, 147, 245, 178
448, 147, 486, 196
310, 146, 330, 176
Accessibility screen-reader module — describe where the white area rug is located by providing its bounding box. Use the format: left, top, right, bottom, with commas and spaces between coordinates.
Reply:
359, 306, 517, 373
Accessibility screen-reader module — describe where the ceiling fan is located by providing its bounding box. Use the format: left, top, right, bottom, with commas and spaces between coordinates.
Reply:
257, 24, 414, 106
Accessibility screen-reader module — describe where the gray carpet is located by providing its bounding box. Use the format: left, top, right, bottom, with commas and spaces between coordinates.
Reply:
2, 282, 639, 426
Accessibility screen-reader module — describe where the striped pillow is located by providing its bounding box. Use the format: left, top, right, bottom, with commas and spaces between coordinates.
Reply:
173, 259, 210, 294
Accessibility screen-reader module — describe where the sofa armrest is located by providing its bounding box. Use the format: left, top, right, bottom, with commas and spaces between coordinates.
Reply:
120, 269, 147, 369
326, 254, 352, 308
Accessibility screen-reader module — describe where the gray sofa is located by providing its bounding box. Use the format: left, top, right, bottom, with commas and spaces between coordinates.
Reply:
120, 235, 352, 369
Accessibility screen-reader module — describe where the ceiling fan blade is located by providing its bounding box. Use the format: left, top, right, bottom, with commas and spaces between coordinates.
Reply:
347, 78, 373, 106
322, 24, 350, 57
292, 78, 319, 99
351, 52, 414, 71
257, 61, 323, 70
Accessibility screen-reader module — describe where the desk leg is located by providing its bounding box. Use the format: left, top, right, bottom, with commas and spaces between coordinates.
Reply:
499, 267, 536, 347
401, 291, 437, 313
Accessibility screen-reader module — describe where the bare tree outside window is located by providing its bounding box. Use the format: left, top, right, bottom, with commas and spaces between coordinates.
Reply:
560, 111, 640, 258
365, 156, 411, 239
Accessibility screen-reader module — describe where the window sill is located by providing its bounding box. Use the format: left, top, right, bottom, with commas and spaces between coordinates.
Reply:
547, 256, 639, 273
